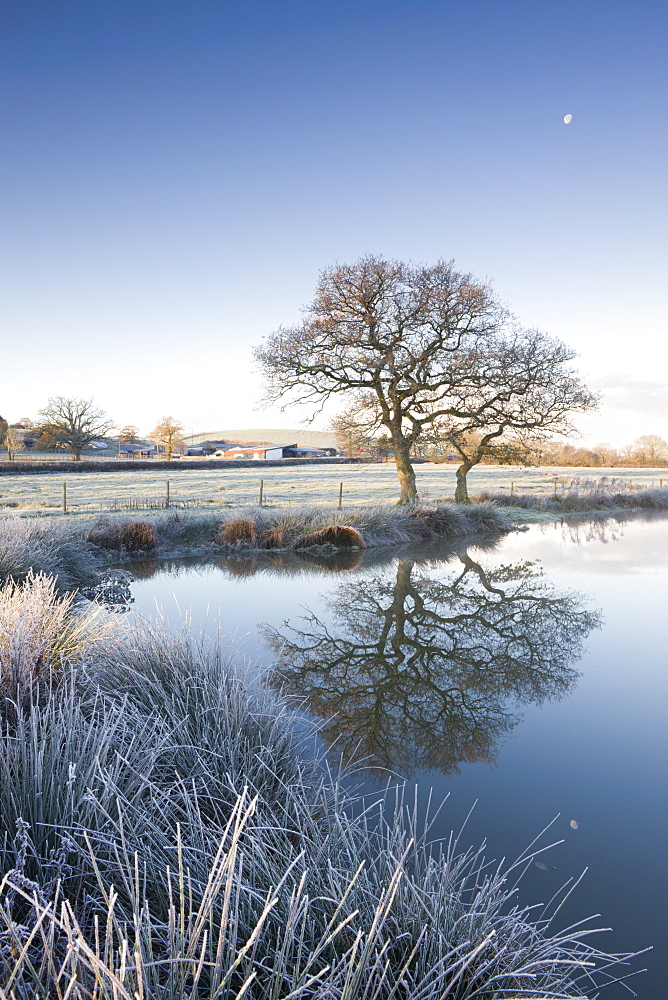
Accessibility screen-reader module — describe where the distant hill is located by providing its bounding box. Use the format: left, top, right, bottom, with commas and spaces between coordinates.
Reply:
190, 428, 338, 449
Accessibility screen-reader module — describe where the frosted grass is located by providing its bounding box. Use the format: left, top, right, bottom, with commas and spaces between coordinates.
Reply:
1, 463, 667, 512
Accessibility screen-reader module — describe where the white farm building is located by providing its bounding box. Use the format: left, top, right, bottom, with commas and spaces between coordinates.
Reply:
215, 444, 334, 460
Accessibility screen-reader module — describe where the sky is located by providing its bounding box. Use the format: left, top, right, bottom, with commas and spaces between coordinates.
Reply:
1, 0, 666, 445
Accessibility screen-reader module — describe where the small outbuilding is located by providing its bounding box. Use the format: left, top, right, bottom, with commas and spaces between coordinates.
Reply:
219, 444, 298, 460
118, 443, 155, 458
282, 446, 335, 458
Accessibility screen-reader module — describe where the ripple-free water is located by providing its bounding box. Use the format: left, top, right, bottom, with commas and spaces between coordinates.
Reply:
126, 515, 668, 996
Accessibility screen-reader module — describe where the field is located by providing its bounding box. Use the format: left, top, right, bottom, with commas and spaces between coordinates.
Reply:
1, 462, 667, 513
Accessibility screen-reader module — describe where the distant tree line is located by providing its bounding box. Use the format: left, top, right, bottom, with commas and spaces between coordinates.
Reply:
528, 434, 668, 468
0, 400, 186, 461
330, 420, 668, 469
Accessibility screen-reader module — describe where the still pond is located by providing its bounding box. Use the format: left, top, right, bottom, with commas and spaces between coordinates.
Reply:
121, 514, 667, 997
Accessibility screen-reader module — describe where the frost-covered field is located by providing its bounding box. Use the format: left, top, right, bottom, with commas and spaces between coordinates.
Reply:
0, 463, 666, 513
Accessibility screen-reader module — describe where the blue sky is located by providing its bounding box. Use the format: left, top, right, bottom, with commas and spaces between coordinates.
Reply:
2, 0, 666, 444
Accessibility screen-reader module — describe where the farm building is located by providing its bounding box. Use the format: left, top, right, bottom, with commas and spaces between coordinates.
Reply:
216, 444, 297, 460
118, 443, 156, 457
215, 444, 336, 460
283, 445, 337, 457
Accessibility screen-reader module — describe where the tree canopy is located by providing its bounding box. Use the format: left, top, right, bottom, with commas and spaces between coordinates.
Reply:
150, 416, 184, 460
255, 255, 597, 502
38, 397, 113, 461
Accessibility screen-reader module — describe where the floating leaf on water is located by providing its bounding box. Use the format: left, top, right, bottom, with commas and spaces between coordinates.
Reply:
570, 819, 579, 830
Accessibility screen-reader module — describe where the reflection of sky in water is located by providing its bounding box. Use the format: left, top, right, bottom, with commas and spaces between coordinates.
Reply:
128, 514, 668, 997
489, 514, 668, 575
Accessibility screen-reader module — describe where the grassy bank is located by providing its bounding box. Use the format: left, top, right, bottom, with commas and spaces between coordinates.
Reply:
2, 487, 668, 590
0, 502, 512, 587
0, 573, 642, 998
478, 482, 668, 515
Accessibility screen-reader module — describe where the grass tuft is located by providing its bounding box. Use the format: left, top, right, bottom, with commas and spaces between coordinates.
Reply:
293, 524, 365, 549
0, 571, 118, 703
0, 516, 97, 587
258, 526, 285, 549
88, 518, 157, 552
215, 516, 257, 545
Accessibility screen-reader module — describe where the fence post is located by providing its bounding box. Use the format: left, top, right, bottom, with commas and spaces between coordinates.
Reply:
259, 479, 264, 506
553, 478, 557, 494
338, 482, 343, 508
166, 481, 170, 508
62, 482, 67, 513
510, 481, 514, 493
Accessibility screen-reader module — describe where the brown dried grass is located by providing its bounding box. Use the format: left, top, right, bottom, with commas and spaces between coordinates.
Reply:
215, 518, 257, 545
292, 524, 364, 549
88, 520, 157, 552
258, 528, 285, 549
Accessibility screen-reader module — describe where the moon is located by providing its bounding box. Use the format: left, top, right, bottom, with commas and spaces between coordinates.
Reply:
563, 114, 573, 124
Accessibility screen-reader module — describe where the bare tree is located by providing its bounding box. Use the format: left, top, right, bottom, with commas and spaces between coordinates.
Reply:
118, 424, 141, 444
150, 416, 184, 461
256, 256, 503, 503
632, 434, 668, 467
38, 397, 114, 461
329, 405, 375, 458
255, 255, 595, 503
427, 329, 598, 500
4, 426, 24, 461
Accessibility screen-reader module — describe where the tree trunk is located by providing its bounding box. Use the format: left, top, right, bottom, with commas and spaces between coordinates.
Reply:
166, 440, 172, 461
393, 435, 417, 504
455, 463, 472, 503
389, 560, 414, 652
72, 450, 81, 462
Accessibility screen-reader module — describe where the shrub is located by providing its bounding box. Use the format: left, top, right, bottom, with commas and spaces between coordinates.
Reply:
216, 517, 257, 545
88, 519, 156, 552
120, 520, 156, 551
293, 524, 364, 549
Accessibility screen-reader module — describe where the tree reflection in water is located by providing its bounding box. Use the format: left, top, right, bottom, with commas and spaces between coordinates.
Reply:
262, 551, 600, 777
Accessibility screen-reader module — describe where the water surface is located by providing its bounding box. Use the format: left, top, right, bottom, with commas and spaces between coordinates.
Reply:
126, 515, 668, 996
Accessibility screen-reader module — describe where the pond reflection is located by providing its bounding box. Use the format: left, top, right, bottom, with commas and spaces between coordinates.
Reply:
262, 549, 601, 777
121, 547, 366, 583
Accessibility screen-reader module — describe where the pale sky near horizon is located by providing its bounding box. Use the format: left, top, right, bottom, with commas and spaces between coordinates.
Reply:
2, 0, 666, 446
